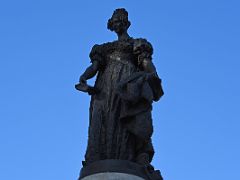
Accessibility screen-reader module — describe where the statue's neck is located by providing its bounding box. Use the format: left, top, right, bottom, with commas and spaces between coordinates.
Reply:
117, 31, 130, 41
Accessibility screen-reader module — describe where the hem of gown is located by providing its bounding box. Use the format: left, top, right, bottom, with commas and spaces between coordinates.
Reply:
79, 159, 163, 180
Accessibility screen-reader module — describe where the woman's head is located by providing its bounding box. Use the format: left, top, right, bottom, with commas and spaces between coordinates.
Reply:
107, 8, 131, 34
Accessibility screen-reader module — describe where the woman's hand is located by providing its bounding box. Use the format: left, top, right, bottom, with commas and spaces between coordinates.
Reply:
79, 75, 87, 84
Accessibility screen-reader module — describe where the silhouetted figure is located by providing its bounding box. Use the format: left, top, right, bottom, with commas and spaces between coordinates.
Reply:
76, 8, 163, 179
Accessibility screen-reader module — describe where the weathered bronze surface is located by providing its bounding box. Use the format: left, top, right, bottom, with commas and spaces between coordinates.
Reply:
76, 8, 164, 180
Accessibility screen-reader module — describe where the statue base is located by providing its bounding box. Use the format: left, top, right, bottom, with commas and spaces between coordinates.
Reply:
78, 159, 163, 180
81, 172, 144, 180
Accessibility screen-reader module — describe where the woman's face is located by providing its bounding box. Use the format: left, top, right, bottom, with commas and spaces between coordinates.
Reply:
111, 17, 127, 34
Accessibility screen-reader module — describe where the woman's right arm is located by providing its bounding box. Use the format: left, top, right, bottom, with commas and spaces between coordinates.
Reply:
79, 61, 99, 84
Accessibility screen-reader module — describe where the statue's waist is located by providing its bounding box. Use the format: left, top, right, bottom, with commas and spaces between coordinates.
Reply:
108, 52, 135, 65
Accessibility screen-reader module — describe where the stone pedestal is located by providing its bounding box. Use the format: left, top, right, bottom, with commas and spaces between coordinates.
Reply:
79, 160, 163, 180
81, 172, 144, 180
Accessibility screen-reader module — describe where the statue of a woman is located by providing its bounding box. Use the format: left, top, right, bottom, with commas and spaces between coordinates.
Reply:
76, 8, 163, 168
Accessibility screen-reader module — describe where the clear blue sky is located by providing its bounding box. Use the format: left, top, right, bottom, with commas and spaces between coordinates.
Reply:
0, 0, 239, 180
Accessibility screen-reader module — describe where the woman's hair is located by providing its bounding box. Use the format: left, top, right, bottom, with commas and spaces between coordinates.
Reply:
107, 8, 131, 31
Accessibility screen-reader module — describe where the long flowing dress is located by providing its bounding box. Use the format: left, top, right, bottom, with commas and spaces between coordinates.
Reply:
84, 38, 163, 165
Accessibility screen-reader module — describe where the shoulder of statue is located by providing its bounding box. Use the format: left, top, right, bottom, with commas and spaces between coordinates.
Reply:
89, 42, 110, 55
133, 38, 153, 56
89, 42, 114, 67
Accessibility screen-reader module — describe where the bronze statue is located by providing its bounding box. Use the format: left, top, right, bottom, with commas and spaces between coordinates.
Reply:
76, 8, 164, 180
